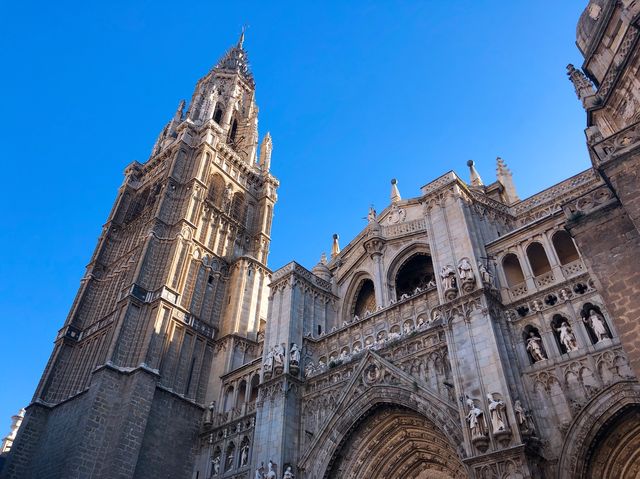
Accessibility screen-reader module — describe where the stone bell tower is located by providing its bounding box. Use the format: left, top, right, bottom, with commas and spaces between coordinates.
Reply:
1, 32, 278, 479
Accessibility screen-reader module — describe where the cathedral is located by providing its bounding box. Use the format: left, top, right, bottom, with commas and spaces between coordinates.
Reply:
2, 1, 640, 478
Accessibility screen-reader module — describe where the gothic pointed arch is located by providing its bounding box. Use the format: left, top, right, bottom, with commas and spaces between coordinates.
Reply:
386, 244, 433, 297
298, 352, 466, 479
343, 272, 377, 322
557, 381, 640, 478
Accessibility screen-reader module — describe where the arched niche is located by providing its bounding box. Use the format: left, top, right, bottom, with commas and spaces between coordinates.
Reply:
208, 173, 225, 208
249, 375, 260, 403
553, 230, 579, 265
223, 386, 234, 412
502, 253, 525, 286
349, 277, 377, 319
526, 242, 551, 276
580, 302, 613, 344
394, 253, 434, 299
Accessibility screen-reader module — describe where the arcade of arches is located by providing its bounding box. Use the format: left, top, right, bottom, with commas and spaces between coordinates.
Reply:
326, 405, 466, 479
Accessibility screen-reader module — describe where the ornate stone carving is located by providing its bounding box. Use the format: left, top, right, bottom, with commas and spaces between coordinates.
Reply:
458, 257, 476, 293
282, 465, 294, 478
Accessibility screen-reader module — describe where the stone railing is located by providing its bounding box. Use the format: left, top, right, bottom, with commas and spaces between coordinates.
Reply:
562, 184, 617, 220
381, 218, 427, 238
511, 169, 599, 218
561, 259, 585, 278
510, 282, 528, 299
534, 271, 556, 289
591, 120, 640, 166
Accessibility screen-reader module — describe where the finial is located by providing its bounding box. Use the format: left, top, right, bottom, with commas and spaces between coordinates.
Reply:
320, 252, 327, 265
331, 234, 341, 258
259, 133, 273, 171
176, 100, 186, 120
390, 178, 401, 203
566, 64, 595, 107
495, 157, 519, 204
467, 160, 484, 187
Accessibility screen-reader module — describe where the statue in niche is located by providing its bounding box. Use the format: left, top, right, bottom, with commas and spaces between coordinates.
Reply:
212, 454, 221, 475
205, 401, 216, 424
283, 466, 295, 479
487, 394, 508, 433
273, 344, 285, 369
264, 348, 274, 373
289, 343, 301, 366
478, 261, 492, 285
240, 443, 249, 467
513, 400, 531, 432
225, 448, 234, 472
525, 332, 547, 362
255, 463, 265, 479
555, 321, 579, 352
353, 343, 361, 354
466, 399, 488, 438
339, 350, 349, 361
584, 310, 610, 342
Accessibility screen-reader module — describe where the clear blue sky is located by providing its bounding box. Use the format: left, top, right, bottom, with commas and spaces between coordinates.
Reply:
0, 1, 589, 428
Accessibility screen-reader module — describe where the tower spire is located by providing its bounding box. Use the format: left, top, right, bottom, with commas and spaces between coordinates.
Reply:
467, 160, 484, 187
238, 25, 246, 48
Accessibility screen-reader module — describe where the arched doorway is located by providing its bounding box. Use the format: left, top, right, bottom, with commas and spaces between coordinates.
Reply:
395, 253, 435, 299
558, 381, 640, 478
326, 404, 467, 478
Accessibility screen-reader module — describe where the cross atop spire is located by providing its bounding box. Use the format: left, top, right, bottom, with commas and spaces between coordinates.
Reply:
238, 25, 247, 48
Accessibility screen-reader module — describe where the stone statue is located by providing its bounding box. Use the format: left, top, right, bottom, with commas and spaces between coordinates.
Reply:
283, 466, 294, 479
513, 400, 527, 430
555, 321, 579, 352
255, 463, 265, 479
458, 258, 474, 283
265, 460, 277, 479
318, 358, 326, 371
525, 332, 547, 362
205, 401, 216, 423
290, 343, 301, 366
440, 265, 457, 290
304, 361, 315, 378
212, 455, 221, 475
339, 350, 349, 361
240, 443, 249, 467
264, 348, 274, 372
367, 205, 377, 223
585, 310, 610, 342
273, 344, 285, 368
478, 261, 492, 285
466, 399, 487, 438
226, 448, 234, 471
487, 394, 508, 433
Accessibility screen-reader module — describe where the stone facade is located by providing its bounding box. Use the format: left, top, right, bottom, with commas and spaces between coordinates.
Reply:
3, 2, 640, 478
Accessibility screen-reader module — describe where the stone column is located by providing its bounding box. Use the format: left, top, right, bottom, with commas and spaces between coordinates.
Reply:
364, 235, 387, 307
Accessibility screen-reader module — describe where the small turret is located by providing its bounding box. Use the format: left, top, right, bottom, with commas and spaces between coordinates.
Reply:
390, 178, 401, 203
331, 234, 341, 258
312, 253, 332, 282
496, 157, 520, 205
467, 160, 484, 187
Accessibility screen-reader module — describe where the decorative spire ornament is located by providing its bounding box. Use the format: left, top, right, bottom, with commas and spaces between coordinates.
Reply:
390, 178, 401, 203
331, 234, 341, 258
467, 160, 484, 187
